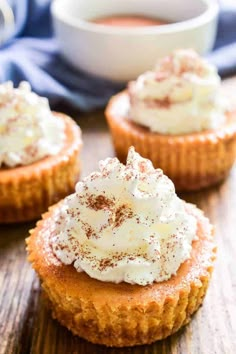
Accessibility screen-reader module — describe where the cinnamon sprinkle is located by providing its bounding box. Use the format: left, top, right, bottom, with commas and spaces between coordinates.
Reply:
86, 194, 114, 211
114, 204, 134, 228
99, 258, 114, 271
145, 97, 172, 109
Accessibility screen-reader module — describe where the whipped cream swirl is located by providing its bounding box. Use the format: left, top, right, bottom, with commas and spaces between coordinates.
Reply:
50, 148, 197, 286
0, 81, 65, 167
129, 49, 227, 134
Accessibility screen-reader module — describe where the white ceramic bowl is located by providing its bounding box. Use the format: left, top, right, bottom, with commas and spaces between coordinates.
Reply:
51, 0, 219, 82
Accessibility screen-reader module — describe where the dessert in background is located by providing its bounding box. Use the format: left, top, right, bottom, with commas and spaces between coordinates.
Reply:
106, 49, 236, 190
91, 15, 169, 27
27, 148, 216, 347
0, 81, 82, 223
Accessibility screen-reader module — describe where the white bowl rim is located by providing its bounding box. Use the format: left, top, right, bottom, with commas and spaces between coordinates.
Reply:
51, 0, 219, 35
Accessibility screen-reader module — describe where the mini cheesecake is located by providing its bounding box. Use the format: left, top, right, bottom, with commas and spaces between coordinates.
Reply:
0, 113, 82, 223
0, 82, 82, 223
105, 50, 236, 191
106, 91, 236, 191
27, 148, 216, 347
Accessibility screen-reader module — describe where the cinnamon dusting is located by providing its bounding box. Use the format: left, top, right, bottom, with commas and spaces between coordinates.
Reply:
114, 204, 134, 228
87, 194, 114, 211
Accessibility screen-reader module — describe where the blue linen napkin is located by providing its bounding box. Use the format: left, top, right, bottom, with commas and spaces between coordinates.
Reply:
0, 0, 236, 111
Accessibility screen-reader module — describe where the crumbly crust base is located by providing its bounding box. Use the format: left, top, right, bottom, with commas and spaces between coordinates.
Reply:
0, 113, 82, 223
105, 91, 236, 191
26, 203, 216, 347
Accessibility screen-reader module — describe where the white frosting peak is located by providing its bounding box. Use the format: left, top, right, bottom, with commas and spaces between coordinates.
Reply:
0, 81, 65, 167
50, 148, 197, 286
129, 49, 227, 134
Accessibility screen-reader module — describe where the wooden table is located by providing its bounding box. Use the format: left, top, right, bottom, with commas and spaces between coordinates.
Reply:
1, 79, 236, 354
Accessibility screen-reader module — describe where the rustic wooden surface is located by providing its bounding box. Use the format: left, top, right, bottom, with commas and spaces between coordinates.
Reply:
1, 79, 236, 354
